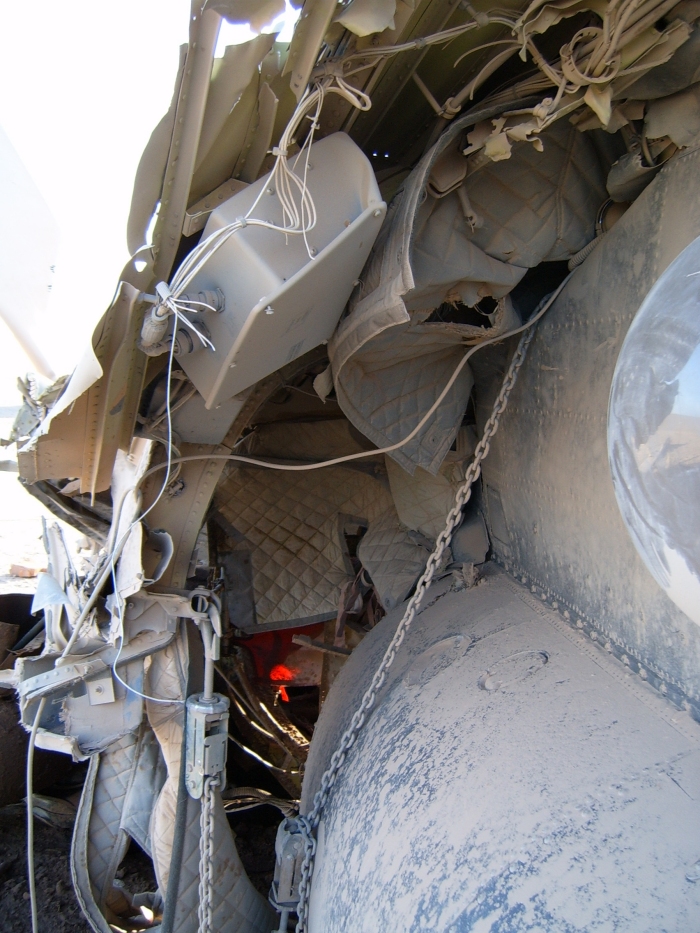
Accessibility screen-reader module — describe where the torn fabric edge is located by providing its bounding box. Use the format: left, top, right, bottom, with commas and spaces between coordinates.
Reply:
328, 98, 540, 475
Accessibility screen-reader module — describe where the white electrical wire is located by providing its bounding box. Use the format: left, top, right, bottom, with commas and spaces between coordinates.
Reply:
150, 75, 371, 337
105, 321, 190, 705
26, 696, 45, 933
139, 275, 572, 485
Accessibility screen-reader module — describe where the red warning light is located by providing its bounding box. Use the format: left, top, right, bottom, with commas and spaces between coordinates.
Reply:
270, 664, 294, 682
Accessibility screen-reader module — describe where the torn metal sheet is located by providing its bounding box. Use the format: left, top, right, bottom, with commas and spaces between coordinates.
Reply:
189, 34, 278, 205
209, 0, 285, 33
18, 283, 148, 496
283, 0, 337, 100
336, 0, 398, 38
621, 24, 700, 99
126, 44, 188, 255
140, 443, 231, 588
194, 35, 276, 175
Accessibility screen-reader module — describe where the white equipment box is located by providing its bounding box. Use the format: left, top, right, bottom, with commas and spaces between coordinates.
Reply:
179, 133, 386, 409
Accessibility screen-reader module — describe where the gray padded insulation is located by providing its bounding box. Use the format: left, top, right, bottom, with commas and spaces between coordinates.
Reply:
71, 630, 273, 933
329, 108, 609, 476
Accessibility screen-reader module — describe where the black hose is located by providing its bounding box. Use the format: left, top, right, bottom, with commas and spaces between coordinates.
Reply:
12, 617, 45, 652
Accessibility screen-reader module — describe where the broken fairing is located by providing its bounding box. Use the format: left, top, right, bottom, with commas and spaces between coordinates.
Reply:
5, 1, 700, 932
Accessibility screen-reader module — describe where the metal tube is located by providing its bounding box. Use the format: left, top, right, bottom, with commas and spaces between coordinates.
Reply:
201, 619, 214, 700
153, 7, 220, 281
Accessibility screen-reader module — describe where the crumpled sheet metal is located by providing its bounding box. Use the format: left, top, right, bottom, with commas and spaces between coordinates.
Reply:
215, 463, 393, 625
126, 33, 274, 254
336, 0, 398, 37
329, 105, 608, 476
126, 45, 187, 255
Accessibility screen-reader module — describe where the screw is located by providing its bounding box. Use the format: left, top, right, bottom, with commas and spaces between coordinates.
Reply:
95, 685, 104, 696
373, 209, 382, 217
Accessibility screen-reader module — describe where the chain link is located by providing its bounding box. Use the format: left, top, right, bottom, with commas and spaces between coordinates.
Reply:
293, 321, 538, 933
198, 775, 220, 933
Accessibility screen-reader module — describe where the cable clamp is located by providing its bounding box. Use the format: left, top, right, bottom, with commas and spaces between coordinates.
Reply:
236, 216, 248, 228
155, 281, 173, 302
272, 146, 288, 158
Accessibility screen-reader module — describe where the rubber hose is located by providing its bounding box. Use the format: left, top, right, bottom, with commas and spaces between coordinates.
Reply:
12, 618, 45, 652
568, 232, 605, 271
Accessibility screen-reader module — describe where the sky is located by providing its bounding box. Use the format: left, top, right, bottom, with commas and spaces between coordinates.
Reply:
0, 1, 297, 406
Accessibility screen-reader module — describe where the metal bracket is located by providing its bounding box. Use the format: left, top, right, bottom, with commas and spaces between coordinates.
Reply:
185, 692, 230, 799
269, 818, 305, 931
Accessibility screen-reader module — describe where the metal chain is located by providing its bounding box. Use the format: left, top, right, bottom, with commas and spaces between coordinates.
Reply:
198, 775, 220, 933
293, 322, 539, 933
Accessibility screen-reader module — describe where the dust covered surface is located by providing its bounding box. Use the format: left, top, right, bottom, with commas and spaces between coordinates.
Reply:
303, 568, 700, 931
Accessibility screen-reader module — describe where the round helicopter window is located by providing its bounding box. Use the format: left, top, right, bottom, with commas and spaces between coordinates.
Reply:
609, 234, 700, 626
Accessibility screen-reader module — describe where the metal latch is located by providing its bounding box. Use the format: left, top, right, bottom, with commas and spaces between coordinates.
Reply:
269, 818, 306, 930
185, 692, 230, 799
185, 588, 229, 799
